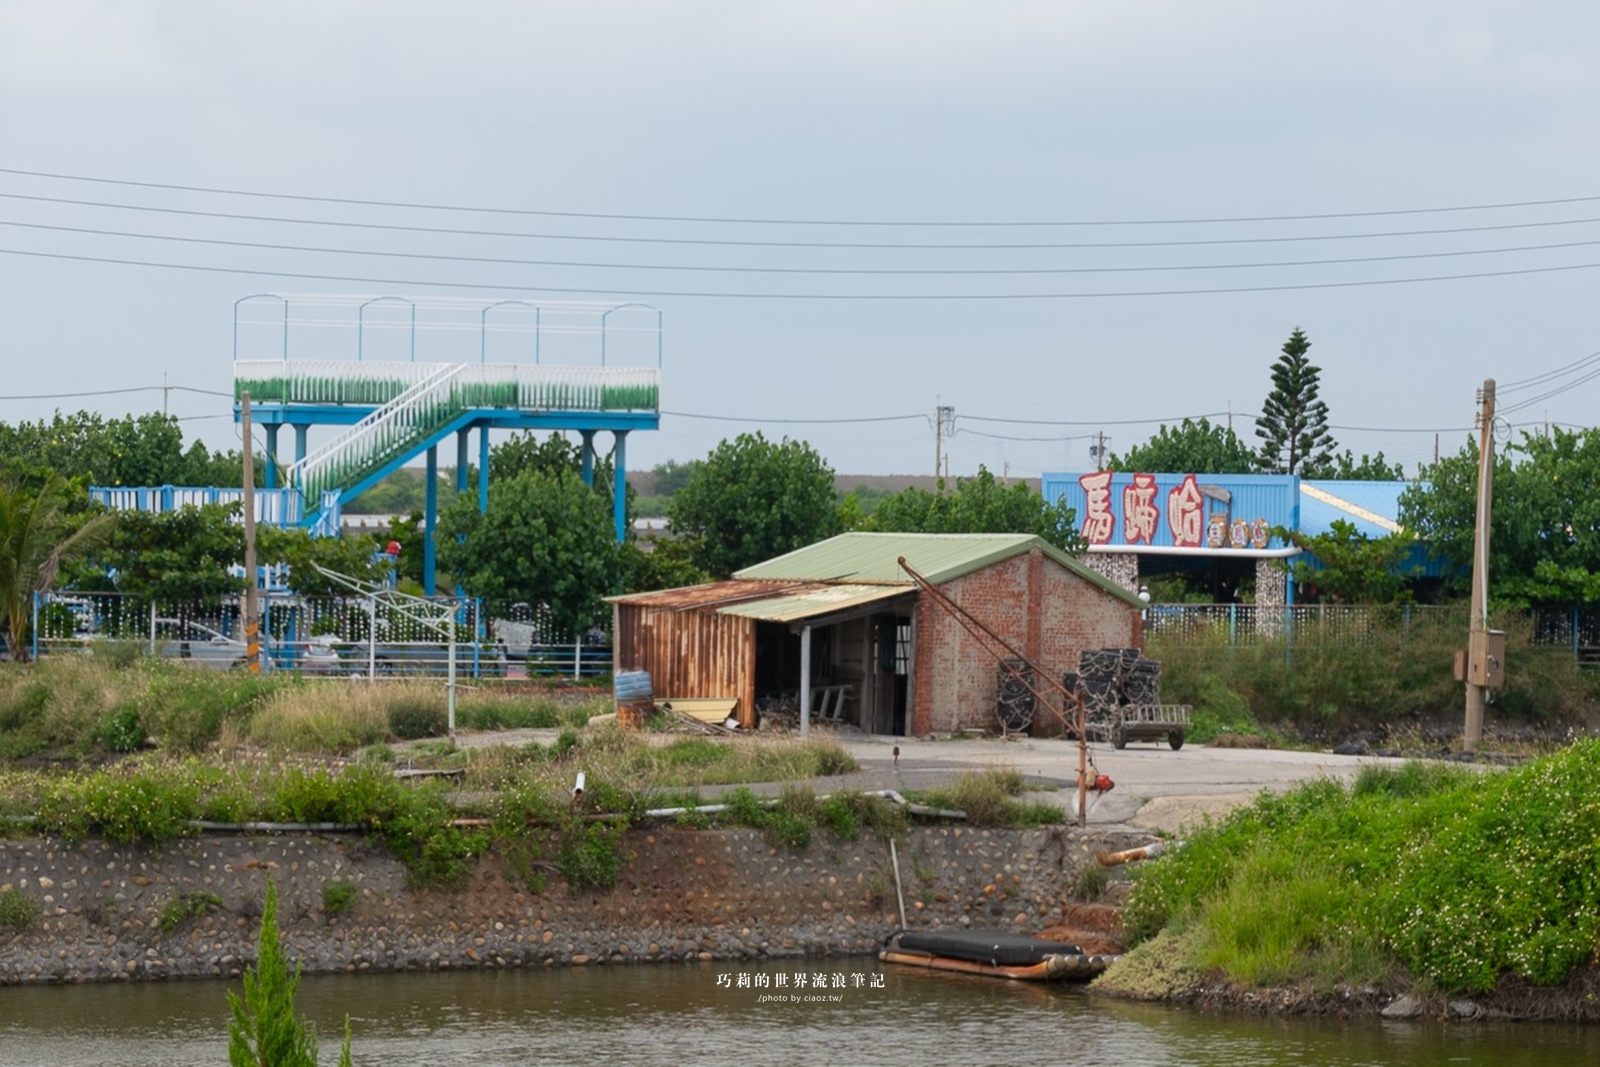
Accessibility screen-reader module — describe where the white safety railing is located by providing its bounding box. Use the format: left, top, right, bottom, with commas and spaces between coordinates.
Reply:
288, 363, 463, 499
234, 360, 660, 412
233, 359, 448, 406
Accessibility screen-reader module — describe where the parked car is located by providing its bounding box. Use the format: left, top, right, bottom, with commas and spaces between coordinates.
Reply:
152, 619, 256, 670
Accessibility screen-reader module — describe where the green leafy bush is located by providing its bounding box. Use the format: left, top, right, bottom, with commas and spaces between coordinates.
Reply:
321, 880, 358, 916
1124, 744, 1600, 993
0, 886, 38, 930
160, 890, 222, 932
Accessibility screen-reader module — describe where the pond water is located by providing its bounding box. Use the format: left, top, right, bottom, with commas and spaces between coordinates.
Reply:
2, 962, 1597, 1067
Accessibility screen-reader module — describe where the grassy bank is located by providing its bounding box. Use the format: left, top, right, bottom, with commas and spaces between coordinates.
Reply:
1104, 740, 1600, 1001
1150, 608, 1598, 742
0, 653, 601, 759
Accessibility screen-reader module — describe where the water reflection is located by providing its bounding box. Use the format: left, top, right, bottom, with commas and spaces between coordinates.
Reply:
2, 962, 1597, 1067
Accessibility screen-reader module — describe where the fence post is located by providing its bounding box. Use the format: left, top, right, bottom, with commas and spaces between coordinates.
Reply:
31, 591, 40, 661
1404, 604, 1412, 633
149, 602, 157, 656
1228, 603, 1237, 648
1574, 605, 1581, 663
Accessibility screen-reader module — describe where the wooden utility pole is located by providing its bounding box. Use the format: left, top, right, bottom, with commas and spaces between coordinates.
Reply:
1463, 380, 1496, 751
241, 392, 260, 675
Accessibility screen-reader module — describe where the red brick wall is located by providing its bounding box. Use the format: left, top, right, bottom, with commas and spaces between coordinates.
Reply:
910, 549, 1140, 736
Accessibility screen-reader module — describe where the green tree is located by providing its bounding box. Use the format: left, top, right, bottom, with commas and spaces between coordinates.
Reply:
1255, 328, 1336, 476
1402, 427, 1600, 603
228, 879, 351, 1067
438, 467, 624, 633
864, 466, 1087, 553
0, 410, 245, 489
490, 431, 583, 482
0, 476, 117, 661
1280, 519, 1414, 603
257, 526, 389, 597
1318, 449, 1406, 481
74, 503, 246, 609
668, 433, 841, 578
1109, 417, 1256, 474
649, 459, 701, 496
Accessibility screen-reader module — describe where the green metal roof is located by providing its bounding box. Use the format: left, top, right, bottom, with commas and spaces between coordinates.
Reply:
716, 583, 912, 623
733, 532, 1145, 607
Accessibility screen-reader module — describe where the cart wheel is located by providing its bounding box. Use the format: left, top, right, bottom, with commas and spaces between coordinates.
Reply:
1168, 730, 1185, 751
1111, 723, 1128, 750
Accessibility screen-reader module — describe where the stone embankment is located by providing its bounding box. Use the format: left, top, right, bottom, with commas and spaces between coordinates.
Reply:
0, 825, 1148, 984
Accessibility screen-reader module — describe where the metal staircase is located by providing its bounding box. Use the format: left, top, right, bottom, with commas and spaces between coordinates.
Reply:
287, 362, 463, 501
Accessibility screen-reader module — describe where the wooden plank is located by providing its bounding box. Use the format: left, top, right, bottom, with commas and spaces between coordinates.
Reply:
656, 697, 739, 723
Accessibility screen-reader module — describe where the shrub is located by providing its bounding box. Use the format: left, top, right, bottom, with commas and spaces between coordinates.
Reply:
228, 880, 353, 1067
555, 821, 627, 890
99, 705, 145, 753
321, 880, 358, 916
386, 695, 447, 741
160, 890, 222, 932
0, 886, 38, 930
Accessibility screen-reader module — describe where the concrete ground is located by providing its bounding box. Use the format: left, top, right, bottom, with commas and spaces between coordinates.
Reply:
438, 724, 1414, 837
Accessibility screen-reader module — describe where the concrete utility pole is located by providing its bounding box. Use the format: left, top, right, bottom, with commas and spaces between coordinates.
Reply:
934, 405, 955, 482
1463, 379, 1497, 751
241, 392, 260, 674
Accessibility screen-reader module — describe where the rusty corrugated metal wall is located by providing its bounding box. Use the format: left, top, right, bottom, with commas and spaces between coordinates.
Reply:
613, 603, 758, 725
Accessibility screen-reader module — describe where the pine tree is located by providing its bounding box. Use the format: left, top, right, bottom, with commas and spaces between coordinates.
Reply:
1255, 327, 1336, 476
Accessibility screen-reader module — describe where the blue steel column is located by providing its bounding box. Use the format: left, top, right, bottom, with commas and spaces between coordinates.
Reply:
580, 430, 596, 487
456, 428, 470, 493
612, 430, 627, 543
293, 425, 307, 463
424, 445, 438, 595
478, 427, 490, 513
264, 425, 280, 490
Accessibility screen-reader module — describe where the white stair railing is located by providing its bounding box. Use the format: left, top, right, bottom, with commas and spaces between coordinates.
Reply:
288, 363, 462, 499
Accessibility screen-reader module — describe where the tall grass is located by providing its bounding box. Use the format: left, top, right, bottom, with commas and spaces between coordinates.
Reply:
1150, 607, 1596, 733
1123, 743, 1600, 993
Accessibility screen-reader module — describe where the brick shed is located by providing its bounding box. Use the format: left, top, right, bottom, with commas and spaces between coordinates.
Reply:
611, 532, 1145, 737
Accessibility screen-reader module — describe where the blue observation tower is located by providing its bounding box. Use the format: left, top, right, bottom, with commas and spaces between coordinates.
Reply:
97, 294, 661, 594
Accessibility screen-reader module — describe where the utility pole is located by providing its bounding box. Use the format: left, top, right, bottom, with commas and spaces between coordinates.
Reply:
241, 392, 260, 675
1463, 379, 1496, 751
934, 405, 954, 484
1088, 430, 1108, 471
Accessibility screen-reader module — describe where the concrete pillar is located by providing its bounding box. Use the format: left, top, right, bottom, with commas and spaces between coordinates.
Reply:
424, 445, 438, 595
612, 430, 628, 543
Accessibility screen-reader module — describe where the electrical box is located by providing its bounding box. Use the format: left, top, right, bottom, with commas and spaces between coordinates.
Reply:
1468, 629, 1506, 688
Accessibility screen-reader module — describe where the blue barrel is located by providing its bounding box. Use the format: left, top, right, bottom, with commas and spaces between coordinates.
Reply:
614, 669, 653, 701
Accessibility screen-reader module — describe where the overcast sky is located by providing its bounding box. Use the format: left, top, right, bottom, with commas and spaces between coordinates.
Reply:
4, 1, 1600, 482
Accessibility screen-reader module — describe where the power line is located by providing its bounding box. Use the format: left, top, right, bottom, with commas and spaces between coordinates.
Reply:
6, 164, 1600, 227
0, 385, 231, 401
960, 411, 1231, 426
10, 245, 1600, 300
661, 409, 927, 425
10, 190, 1600, 252
11, 216, 1600, 277
1498, 347, 1600, 394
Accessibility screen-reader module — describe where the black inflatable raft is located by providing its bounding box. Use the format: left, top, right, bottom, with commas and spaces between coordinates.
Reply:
880, 929, 1117, 982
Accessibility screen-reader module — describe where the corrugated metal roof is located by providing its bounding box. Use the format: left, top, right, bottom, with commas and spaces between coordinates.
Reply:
715, 583, 911, 623
734, 532, 1145, 608
1299, 480, 1410, 538
607, 579, 800, 609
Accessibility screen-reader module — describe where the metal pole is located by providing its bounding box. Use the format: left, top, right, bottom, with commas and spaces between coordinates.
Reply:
1464, 379, 1497, 752
368, 594, 377, 680
800, 625, 813, 737
447, 614, 457, 740
241, 392, 260, 674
